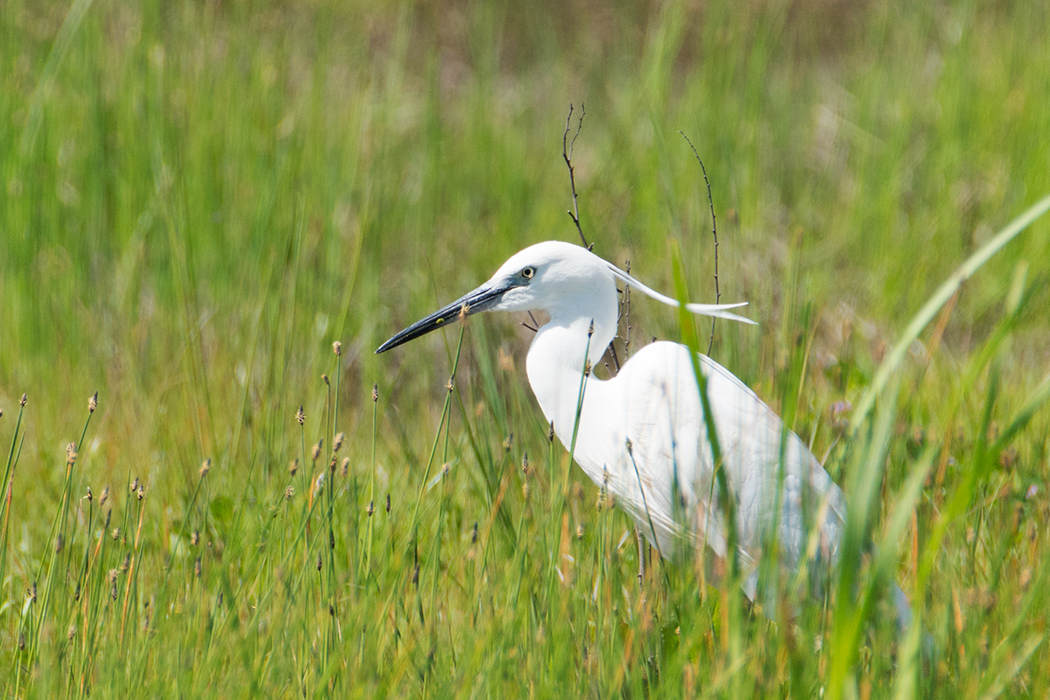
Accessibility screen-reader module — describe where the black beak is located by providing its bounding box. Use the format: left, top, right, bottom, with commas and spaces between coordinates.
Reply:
375, 282, 511, 353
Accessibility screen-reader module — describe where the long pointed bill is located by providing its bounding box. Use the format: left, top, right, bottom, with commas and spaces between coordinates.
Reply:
606, 264, 757, 325
376, 282, 511, 353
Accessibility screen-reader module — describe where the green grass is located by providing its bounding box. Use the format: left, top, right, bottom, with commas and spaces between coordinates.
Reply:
2, 0, 1050, 696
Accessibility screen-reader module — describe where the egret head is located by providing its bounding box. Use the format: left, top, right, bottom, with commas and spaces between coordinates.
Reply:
376, 242, 609, 354
376, 241, 754, 354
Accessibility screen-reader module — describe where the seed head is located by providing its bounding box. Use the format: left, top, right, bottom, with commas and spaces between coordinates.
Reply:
84, 487, 93, 503
111, 527, 121, 541
548, 422, 555, 443
576, 524, 584, 540
191, 530, 200, 546
20, 393, 27, 407
583, 360, 592, 377
340, 458, 350, 477
29, 582, 37, 602
104, 508, 112, 528
289, 459, 299, 476
66, 443, 77, 466
316, 554, 323, 571
372, 383, 378, 403
68, 625, 77, 641
333, 432, 345, 452
471, 522, 478, 544
442, 462, 450, 477
329, 456, 337, 474
503, 433, 513, 452
311, 440, 322, 462
385, 493, 390, 513
136, 485, 145, 501
122, 553, 131, 572
322, 373, 329, 387
284, 486, 294, 500
194, 556, 202, 578
522, 452, 530, 475
130, 477, 140, 493
100, 487, 109, 506
333, 341, 342, 356
367, 500, 374, 517
296, 406, 305, 426
200, 458, 211, 478
89, 392, 98, 413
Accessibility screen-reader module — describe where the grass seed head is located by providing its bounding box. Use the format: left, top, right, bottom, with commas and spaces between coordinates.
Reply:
284, 486, 294, 500
289, 459, 299, 476
66, 443, 77, 466
122, 553, 131, 571
372, 382, 378, 402
100, 487, 109, 506
20, 393, 26, 407
200, 458, 211, 478
85, 487, 93, 502
333, 432, 345, 452
130, 477, 139, 493
522, 452, 529, 474
367, 500, 374, 517
471, 522, 478, 544
316, 554, 322, 571
548, 422, 555, 443
333, 341, 342, 356
136, 484, 145, 500
111, 527, 121, 541
192, 530, 200, 546
340, 457, 350, 476
312, 440, 322, 462
385, 493, 390, 513
329, 456, 337, 474
89, 391, 98, 413
296, 405, 305, 425
322, 373, 329, 386
68, 625, 77, 641
195, 556, 202, 578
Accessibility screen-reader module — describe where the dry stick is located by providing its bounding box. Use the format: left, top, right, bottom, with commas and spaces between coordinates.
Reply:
562, 103, 589, 250
680, 132, 721, 356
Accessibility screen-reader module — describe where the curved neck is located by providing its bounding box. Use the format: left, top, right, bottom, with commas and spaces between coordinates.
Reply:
525, 306, 617, 445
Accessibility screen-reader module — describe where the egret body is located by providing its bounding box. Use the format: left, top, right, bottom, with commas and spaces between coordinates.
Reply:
378, 241, 910, 628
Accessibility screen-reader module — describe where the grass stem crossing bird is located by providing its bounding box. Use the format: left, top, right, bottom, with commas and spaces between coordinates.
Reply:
377, 240, 911, 630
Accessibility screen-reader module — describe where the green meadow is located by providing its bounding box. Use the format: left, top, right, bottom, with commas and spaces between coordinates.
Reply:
1, 0, 1049, 696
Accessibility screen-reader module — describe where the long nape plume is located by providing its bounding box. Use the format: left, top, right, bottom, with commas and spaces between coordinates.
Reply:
606, 264, 757, 325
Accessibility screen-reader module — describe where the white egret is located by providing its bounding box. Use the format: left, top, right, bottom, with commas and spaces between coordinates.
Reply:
377, 240, 910, 629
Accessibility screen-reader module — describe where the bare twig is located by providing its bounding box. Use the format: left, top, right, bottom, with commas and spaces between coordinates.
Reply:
563, 104, 590, 250
680, 132, 720, 356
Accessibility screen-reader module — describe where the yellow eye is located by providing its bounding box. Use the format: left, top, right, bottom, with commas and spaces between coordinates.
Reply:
522, 267, 535, 279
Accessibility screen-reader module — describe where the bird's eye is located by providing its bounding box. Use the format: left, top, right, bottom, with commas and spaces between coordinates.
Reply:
521, 266, 535, 279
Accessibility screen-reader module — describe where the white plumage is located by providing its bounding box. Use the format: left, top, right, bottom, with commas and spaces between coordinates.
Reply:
378, 240, 909, 627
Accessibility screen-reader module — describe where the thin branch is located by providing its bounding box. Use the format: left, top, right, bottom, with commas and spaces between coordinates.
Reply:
563, 104, 590, 250
680, 132, 720, 356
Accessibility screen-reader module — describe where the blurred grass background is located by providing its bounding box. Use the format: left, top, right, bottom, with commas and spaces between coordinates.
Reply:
1, 0, 1049, 697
